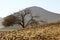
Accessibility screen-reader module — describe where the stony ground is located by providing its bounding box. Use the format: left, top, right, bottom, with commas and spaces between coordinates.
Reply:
0, 22, 60, 40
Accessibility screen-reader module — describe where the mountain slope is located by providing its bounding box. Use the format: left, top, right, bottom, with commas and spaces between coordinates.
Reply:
28, 6, 60, 23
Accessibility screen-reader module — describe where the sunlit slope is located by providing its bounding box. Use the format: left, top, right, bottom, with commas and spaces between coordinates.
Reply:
0, 22, 60, 40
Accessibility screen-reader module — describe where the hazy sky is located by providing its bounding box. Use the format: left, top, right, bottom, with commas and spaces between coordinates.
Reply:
0, 0, 60, 18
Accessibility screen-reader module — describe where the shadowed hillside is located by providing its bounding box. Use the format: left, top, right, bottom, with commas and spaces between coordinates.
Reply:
0, 22, 60, 40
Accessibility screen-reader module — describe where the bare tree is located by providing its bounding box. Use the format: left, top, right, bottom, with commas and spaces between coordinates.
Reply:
14, 8, 40, 28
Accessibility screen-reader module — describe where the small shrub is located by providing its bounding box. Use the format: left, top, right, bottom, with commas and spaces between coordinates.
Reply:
2, 15, 16, 27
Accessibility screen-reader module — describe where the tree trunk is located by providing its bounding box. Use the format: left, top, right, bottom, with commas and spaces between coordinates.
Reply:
22, 16, 25, 28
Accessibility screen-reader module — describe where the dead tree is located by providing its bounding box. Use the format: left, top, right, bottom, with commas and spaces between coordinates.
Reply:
14, 8, 40, 28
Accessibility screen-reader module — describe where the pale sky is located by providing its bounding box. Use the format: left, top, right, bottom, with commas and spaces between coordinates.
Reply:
0, 0, 60, 18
